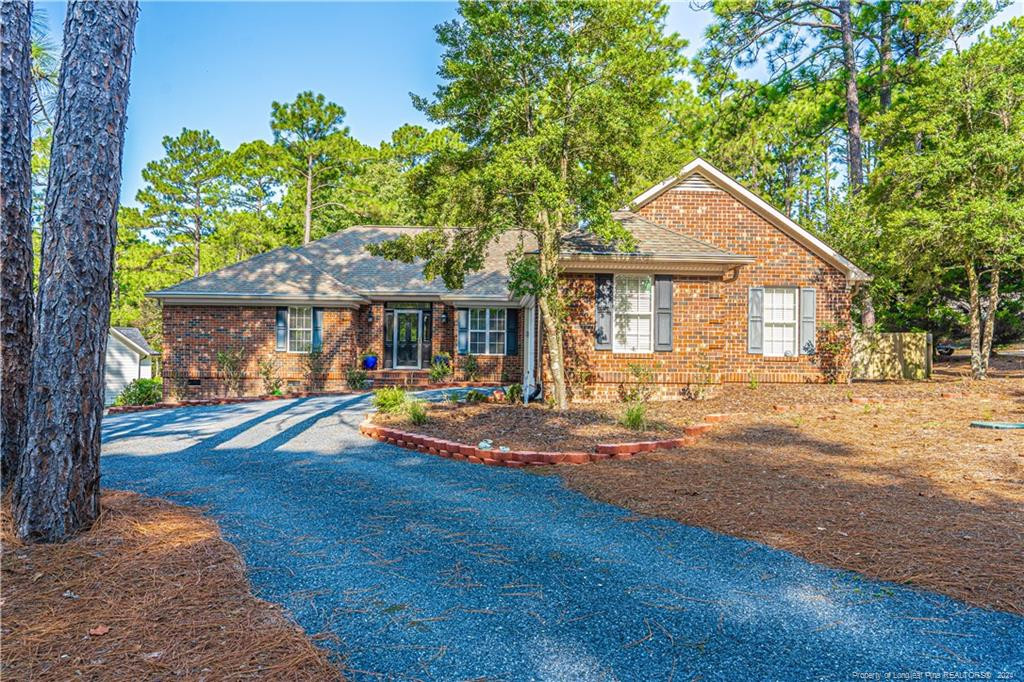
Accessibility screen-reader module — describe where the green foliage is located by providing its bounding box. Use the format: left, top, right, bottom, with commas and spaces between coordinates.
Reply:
620, 401, 648, 431
136, 128, 229, 276
505, 383, 523, 404
461, 354, 480, 382
113, 378, 163, 406
215, 348, 246, 397
302, 348, 327, 391
428, 357, 452, 383
373, 387, 408, 414
464, 389, 487, 404
620, 363, 656, 403
406, 399, 429, 426
346, 367, 369, 391
258, 356, 283, 395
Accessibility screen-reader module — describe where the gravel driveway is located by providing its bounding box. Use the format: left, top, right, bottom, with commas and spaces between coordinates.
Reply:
101, 395, 1023, 680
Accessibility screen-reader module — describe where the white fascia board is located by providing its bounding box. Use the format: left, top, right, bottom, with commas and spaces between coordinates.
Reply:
627, 158, 871, 282
148, 293, 366, 308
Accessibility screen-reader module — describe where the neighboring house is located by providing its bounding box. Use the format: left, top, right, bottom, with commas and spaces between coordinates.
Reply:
149, 159, 868, 401
105, 327, 157, 405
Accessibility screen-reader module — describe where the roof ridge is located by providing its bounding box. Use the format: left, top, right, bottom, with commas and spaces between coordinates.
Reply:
290, 249, 364, 296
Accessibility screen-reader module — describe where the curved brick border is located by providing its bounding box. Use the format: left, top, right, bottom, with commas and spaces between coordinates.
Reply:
359, 414, 739, 467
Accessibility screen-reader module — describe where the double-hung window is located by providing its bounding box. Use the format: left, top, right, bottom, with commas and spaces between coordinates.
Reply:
468, 308, 506, 355
288, 306, 313, 353
762, 287, 797, 357
612, 274, 653, 353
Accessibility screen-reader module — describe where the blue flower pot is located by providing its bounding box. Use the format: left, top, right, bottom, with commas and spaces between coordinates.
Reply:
433, 355, 449, 366
363, 356, 378, 370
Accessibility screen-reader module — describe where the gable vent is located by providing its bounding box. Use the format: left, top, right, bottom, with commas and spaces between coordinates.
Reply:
673, 173, 722, 192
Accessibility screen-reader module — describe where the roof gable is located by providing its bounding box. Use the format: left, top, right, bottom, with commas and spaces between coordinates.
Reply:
628, 158, 869, 281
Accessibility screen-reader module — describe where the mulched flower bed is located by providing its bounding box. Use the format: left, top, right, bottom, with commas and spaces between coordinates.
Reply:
1, 491, 341, 680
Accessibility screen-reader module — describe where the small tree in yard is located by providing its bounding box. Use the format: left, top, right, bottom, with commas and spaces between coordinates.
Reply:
369, 0, 684, 410
216, 348, 246, 397
13, 0, 139, 542
870, 21, 1024, 380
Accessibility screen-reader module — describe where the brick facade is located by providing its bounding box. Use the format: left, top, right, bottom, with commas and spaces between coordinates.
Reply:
161, 302, 524, 400
552, 185, 852, 400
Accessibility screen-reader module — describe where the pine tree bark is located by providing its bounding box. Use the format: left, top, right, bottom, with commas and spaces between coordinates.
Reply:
980, 269, 999, 378
303, 155, 313, 244
965, 260, 985, 380
1, 0, 36, 489
839, 0, 864, 189
13, 0, 139, 542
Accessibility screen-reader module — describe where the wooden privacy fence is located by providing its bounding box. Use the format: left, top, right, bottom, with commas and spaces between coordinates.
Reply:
851, 332, 932, 380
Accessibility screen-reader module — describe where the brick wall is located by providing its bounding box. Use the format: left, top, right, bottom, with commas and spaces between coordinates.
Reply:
553, 185, 852, 400
161, 302, 525, 400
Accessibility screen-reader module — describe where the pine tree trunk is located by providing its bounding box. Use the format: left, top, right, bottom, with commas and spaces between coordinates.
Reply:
879, 1, 892, 114
304, 155, 313, 244
965, 260, 984, 380
1, 0, 36, 489
980, 269, 1000, 377
538, 294, 568, 411
13, 0, 139, 542
839, 0, 864, 189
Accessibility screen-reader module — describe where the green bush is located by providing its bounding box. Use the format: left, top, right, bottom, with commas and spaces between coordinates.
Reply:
216, 348, 246, 397
406, 399, 428, 425
464, 388, 487, 403
372, 387, 408, 414
114, 378, 163, 406
505, 383, 523, 404
428, 358, 452, 383
303, 348, 327, 391
258, 356, 283, 395
346, 367, 369, 390
620, 401, 648, 431
462, 354, 480, 381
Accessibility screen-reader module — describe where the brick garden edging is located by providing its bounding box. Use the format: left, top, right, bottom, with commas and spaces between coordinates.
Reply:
358, 415, 740, 467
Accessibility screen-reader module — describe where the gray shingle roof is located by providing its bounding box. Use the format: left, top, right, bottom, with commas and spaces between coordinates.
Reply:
560, 211, 749, 262
150, 247, 367, 302
149, 214, 750, 303
112, 327, 156, 355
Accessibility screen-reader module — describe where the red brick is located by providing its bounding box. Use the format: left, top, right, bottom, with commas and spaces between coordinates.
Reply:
684, 423, 713, 437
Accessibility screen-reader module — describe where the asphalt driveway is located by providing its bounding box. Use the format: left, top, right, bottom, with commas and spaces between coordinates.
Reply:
101, 395, 1023, 680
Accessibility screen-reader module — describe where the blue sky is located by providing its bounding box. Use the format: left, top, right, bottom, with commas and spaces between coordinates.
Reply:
37, 1, 1024, 206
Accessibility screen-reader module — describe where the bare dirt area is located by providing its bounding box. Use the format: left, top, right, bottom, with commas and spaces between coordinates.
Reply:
562, 382, 1024, 615
1, 490, 340, 681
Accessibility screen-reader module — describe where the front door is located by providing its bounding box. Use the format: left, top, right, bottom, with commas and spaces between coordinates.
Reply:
393, 310, 421, 369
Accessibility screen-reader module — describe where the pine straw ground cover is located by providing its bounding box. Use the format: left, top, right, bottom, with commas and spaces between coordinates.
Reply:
1, 490, 341, 681
379, 356, 1023, 615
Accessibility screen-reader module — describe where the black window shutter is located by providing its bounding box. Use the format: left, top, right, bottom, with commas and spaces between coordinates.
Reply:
506, 308, 519, 356
594, 274, 613, 350
275, 307, 287, 351
312, 307, 324, 351
654, 275, 673, 352
456, 309, 468, 355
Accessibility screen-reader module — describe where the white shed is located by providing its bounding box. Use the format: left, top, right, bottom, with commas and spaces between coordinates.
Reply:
105, 327, 157, 405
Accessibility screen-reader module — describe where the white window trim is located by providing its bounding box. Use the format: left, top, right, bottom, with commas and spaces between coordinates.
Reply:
467, 307, 506, 356
762, 287, 798, 358
612, 274, 653, 354
287, 305, 313, 354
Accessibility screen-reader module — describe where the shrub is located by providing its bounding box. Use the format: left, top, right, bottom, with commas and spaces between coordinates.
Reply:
114, 378, 163, 406
620, 401, 648, 431
346, 367, 369, 390
258, 356, 283, 395
619, 362, 656, 403
216, 348, 246, 397
372, 387, 408, 414
462, 354, 480, 381
406, 399, 428, 425
428, 357, 452, 383
505, 383, 523, 404
464, 388, 487, 403
303, 348, 327, 391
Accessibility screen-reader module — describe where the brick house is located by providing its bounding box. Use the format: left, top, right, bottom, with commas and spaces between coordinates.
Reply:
150, 159, 868, 401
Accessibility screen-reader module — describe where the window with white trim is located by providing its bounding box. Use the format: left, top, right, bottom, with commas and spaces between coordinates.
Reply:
288, 306, 313, 353
612, 274, 653, 353
763, 287, 797, 357
468, 308, 506, 355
